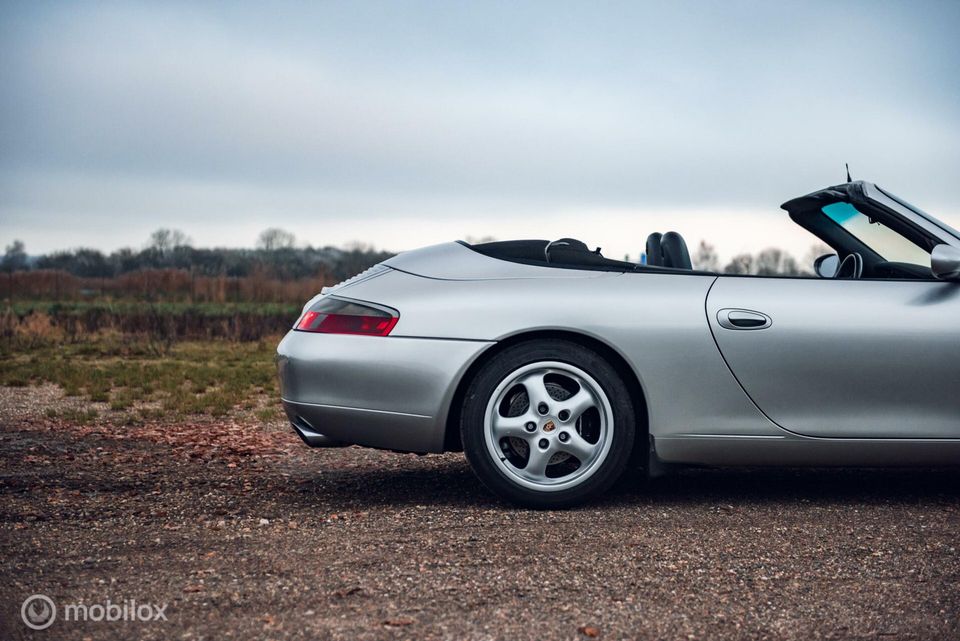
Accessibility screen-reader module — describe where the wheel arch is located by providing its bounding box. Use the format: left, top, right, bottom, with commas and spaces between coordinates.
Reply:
443, 329, 650, 463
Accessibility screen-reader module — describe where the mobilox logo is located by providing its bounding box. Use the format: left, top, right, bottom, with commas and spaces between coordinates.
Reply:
20, 594, 168, 630
21, 594, 56, 630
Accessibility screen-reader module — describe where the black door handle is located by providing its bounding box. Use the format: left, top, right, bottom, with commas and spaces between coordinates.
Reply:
717, 309, 772, 331
730, 316, 766, 328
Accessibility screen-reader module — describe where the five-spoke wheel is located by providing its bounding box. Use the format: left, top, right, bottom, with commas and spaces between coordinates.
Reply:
484, 362, 613, 490
461, 339, 636, 508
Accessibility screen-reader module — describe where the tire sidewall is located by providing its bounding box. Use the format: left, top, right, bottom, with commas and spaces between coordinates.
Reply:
461, 339, 635, 508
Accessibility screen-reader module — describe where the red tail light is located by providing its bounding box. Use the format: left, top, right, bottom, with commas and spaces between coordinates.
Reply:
295, 298, 398, 336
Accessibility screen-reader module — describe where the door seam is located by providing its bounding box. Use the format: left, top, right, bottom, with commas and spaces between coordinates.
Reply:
703, 277, 819, 440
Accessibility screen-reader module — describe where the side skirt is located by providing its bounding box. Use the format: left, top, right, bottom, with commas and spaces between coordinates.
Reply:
652, 434, 960, 467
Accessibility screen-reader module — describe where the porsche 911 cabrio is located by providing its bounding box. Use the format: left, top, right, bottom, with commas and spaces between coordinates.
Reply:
277, 180, 960, 507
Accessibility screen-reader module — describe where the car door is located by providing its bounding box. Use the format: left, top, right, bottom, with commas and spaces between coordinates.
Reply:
706, 276, 960, 439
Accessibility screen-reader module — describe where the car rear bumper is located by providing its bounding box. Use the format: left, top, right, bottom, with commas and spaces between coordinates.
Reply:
277, 330, 494, 453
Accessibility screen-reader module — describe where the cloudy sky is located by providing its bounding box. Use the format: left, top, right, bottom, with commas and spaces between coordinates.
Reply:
1, 0, 958, 262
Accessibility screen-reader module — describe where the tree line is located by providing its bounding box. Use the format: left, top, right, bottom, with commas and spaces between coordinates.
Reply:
691, 240, 829, 276
1, 228, 393, 283
3, 229, 826, 281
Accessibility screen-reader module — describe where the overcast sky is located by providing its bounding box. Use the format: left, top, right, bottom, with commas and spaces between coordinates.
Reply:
1, 0, 958, 262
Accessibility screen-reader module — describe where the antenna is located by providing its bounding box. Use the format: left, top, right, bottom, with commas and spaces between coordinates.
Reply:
845, 163, 852, 183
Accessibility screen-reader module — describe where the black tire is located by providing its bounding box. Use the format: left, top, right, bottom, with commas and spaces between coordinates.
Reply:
460, 339, 636, 508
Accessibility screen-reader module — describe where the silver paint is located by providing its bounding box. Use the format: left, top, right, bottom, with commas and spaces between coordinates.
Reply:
277, 183, 960, 470
277, 331, 493, 452
707, 277, 960, 439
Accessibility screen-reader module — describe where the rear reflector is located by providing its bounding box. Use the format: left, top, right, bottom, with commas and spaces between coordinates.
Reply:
295, 298, 398, 336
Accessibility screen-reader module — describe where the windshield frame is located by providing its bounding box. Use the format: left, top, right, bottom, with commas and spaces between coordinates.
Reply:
872, 185, 960, 246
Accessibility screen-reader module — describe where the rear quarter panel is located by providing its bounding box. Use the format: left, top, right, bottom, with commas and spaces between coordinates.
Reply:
342, 268, 784, 440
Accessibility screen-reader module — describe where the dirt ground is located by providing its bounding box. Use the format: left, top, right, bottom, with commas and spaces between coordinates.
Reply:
1, 385, 958, 641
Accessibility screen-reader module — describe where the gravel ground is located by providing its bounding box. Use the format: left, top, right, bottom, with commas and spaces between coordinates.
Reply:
1, 385, 959, 640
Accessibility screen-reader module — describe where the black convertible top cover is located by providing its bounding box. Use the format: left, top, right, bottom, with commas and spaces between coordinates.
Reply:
462, 239, 712, 274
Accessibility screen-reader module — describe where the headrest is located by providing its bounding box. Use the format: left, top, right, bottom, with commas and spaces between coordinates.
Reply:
645, 233, 664, 266
661, 231, 692, 270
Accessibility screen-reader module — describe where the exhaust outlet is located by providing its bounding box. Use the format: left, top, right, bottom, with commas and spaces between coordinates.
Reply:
291, 416, 347, 448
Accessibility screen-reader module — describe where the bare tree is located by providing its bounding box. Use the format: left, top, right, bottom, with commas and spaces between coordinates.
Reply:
723, 253, 754, 275
754, 248, 784, 275
2, 240, 28, 272
149, 229, 191, 256
781, 254, 800, 275
693, 240, 720, 272
803, 242, 834, 273
257, 228, 296, 251
754, 248, 801, 276
343, 240, 373, 252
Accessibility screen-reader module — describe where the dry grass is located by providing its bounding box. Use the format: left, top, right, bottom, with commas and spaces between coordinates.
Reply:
1, 302, 301, 343
1, 268, 330, 303
0, 334, 283, 422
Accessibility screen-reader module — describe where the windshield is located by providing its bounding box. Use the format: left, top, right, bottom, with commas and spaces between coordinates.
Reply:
822, 202, 931, 267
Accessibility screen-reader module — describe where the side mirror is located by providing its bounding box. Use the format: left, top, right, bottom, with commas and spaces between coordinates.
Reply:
932, 244, 960, 282
814, 254, 840, 278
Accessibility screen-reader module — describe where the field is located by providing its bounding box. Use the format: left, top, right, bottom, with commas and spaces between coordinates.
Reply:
0, 335, 282, 422
3, 300, 300, 342
1, 308, 959, 640
1, 302, 293, 425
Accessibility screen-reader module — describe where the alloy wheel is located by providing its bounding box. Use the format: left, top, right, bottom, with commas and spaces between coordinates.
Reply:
483, 361, 614, 492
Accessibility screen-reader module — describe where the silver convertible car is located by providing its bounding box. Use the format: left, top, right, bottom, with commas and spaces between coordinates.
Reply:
277, 181, 960, 507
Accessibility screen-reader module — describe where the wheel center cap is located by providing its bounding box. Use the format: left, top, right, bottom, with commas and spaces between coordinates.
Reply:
542, 419, 557, 433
